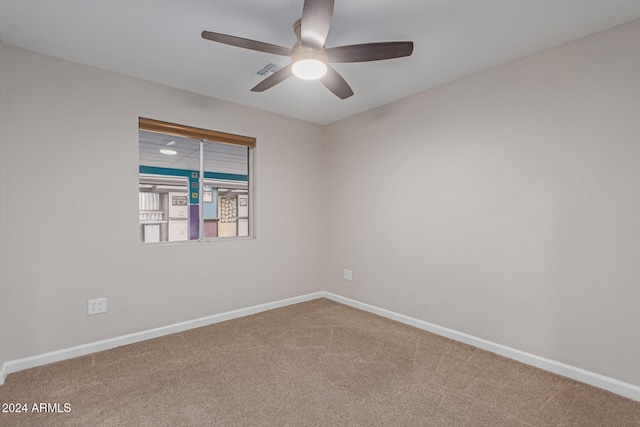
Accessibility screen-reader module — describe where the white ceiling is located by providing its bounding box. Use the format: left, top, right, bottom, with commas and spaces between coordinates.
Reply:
1, 0, 640, 125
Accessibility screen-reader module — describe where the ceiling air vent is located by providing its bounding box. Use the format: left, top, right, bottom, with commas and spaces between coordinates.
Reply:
254, 63, 281, 77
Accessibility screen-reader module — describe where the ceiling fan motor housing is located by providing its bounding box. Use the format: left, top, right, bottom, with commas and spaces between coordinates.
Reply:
291, 44, 327, 64
292, 18, 328, 66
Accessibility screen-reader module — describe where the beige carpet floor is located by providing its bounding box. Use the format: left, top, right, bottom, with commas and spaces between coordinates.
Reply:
0, 298, 639, 426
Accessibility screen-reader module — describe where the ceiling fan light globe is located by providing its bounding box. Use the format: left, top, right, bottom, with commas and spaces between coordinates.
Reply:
292, 59, 327, 80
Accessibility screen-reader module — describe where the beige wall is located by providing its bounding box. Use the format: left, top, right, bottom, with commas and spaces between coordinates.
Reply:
325, 20, 640, 387
2, 46, 326, 360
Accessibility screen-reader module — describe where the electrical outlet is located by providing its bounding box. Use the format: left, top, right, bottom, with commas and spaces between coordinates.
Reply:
88, 297, 107, 315
344, 269, 353, 281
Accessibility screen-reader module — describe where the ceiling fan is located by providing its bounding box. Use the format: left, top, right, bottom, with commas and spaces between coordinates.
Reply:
201, 0, 414, 100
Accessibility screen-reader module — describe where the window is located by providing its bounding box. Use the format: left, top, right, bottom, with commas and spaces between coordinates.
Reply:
138, 118, 254, 243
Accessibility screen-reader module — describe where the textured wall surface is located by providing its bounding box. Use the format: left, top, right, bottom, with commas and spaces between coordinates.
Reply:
325, 20, 640, 387
2, 46, 326, 360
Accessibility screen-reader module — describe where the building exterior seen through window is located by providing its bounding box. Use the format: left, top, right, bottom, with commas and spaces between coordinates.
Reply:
138, 119, 253, 243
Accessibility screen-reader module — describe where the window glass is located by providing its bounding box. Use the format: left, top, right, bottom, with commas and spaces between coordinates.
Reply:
138, 125, 251, 243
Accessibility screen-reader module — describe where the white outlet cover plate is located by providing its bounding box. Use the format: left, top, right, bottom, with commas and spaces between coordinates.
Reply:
344, 269, 353, 281
88, 298, 107, 315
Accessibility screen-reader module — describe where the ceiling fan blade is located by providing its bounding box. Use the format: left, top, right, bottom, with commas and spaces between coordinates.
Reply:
326, 41, 414, 63
320, 65, 353, 99
251, 64, 293, 92
202, 31, 292, 56
301, 0, 334, 50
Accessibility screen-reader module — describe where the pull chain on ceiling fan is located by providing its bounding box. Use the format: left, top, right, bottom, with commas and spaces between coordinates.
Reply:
202, 0, 414, 99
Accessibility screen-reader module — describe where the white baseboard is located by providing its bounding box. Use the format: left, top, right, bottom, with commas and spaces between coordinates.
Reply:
1, 290, 639, 402
321, 292, 640, 402
0, 362, 6, 386
0, 292, 324, 385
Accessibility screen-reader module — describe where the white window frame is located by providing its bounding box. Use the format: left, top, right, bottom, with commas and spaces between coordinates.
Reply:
138, 117, 255, 244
